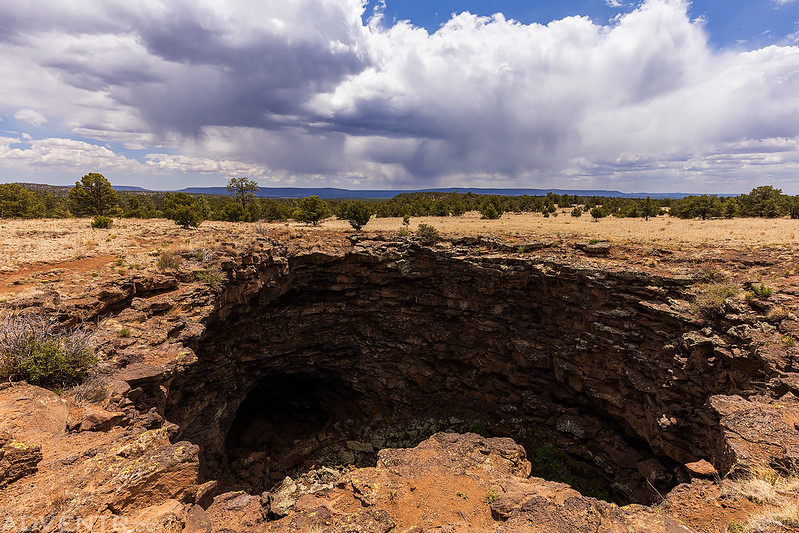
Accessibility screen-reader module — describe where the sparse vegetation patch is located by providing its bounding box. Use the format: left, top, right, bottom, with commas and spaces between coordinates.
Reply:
195, 265, 227, 288
0, 313, 97, 388
157, 251, 182, 272
694, 282, 740, 313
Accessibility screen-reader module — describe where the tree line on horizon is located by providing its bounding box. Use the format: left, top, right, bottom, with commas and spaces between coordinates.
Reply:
1, 174, 798, 229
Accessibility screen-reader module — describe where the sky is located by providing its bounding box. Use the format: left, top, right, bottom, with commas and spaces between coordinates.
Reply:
1, 0, 798, 193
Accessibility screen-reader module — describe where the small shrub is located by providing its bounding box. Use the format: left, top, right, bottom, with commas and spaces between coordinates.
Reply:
416, 224, 440, 245
119, 328, 131, 338
456, 491, 468, 500
194, 248, 213, 262
571, 208, 582, 218
339, 200, 373, 231
484, 487, 501, 504
195, 265, 227, 288
254, 222, 269, 236
402, 215, 411, 226
783, 335, 797, 347
479, 201, 502, 220
91, 215, 113, 229
589, 239, 600, 245
157, 251, 182, 272
0, 313, 97, 389
751, 283, 774, 299
702, 268, 728, 282
694, 282, 740, 313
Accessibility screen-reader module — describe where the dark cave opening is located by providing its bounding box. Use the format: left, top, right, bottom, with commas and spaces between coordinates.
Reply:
210, 369, 659, 505
223, 375, 368, 489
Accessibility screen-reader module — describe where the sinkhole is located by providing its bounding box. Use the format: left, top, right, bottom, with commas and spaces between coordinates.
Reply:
163, 248, 740, 505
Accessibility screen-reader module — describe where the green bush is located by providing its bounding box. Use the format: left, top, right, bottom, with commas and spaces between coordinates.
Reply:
416, 223, 440, 245
468, 421, 491, 438
483, 487, 501, 504
91, 215, 113, 229
195, 265, 227, 288
292, 195, 331, 226
479, 201, 502, 220
0, 314, 96, 389
164, 192, 206, 228
571, 207, 582, 218
0, 183, 46, 218
751, 283, 774, 299
338, 200, 373, 231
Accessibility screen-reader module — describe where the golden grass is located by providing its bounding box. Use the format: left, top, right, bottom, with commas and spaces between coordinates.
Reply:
1, 213, 799, 273
719, 467, 799, 531
746, 503, 799, 531
0, 218, 251, 270
324, 211, 799, 248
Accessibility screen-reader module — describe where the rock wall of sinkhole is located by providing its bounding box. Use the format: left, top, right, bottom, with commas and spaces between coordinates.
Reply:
162, 240, 772, 504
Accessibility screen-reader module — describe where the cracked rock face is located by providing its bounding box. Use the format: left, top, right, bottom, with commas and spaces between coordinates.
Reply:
2, 236, 798, 532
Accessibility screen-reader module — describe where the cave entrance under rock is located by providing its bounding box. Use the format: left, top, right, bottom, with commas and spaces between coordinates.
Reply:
224, 374, 369, 489
163, 249, 722, 506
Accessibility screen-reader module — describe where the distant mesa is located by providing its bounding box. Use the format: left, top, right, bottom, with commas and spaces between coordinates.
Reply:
13, 181, 705, 199
173, 186, 696, 200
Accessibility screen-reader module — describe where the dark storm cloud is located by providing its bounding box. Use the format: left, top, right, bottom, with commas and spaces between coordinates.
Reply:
2, 0, 799, 191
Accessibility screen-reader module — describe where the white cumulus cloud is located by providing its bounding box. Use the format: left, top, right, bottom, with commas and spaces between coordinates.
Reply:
0, 0, 798, 192
0, 137, 144, 173
14, 109, 47, 127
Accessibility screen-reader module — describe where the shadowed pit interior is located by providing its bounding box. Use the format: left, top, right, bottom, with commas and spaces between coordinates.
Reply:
164, 246, 764, 504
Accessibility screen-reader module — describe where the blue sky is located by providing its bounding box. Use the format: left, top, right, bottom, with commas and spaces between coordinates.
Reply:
1, 0, 799, 193
366, 0, 799, 48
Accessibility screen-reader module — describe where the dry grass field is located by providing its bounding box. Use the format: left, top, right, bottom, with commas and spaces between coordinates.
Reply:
324, 210, 799, 249
0, 212, 796, 299
1, 212, 798, 273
